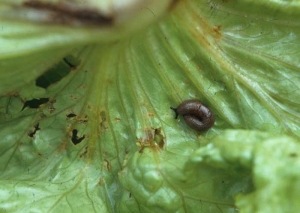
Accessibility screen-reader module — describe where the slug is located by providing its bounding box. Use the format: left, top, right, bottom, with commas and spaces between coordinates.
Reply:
170, 99, 215, 131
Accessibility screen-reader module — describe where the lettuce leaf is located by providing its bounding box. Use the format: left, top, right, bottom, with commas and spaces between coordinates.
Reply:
189, 130, 300, 213
0, 0, 300, 212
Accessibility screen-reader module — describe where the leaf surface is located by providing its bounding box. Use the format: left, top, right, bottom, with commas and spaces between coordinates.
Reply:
0, 0, 300, 212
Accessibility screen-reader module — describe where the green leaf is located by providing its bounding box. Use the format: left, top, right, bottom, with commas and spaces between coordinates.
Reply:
1, 0, 300, 212
189, 130, 300, 213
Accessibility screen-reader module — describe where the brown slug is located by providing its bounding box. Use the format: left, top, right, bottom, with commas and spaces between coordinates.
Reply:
170, 99, 215, 131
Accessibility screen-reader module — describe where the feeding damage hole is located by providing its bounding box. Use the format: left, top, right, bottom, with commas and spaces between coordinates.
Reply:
28, 123, 40, 137
137, 128, 165, 153
154, 128, 165, 149
66, 113, 77, 118
71, 129, 85, 145
36, 55, 79, 89
22, 98, 49, 110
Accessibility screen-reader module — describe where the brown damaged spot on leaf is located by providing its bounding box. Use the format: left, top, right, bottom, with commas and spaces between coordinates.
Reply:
77, 115, 88, 124
70, 95, 77, 101
66, 112, 88, 124
154, 128, 165, 149
98, 178, 105, 185
169, 0, 181, 11
100, 111, 109, 130
104, 159, 112, 171
147, 112, 155, 118
186, 8, 224, 50
79, 146, 88, 158
57, 139, 68, 153
212, 25, 222, 40
48, 99, 56, 113
137, 128, 165, 153
23, 0, 114, 26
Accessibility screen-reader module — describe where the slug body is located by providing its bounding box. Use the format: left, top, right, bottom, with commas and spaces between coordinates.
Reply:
170, 99, 215, 131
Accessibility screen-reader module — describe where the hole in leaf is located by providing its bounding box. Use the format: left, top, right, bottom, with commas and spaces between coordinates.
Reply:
22, 98, 49, 110
36, 58, 74, 89
71, 129, 85, 145
28, 123, 40, 137
154, 128, 165, 149
66, 113, 77, 118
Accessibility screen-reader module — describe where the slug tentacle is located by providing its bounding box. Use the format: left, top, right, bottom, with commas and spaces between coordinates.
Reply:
170, 99, 215, 131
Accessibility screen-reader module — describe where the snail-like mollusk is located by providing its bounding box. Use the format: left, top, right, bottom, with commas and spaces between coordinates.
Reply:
170, 99, 215, 131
